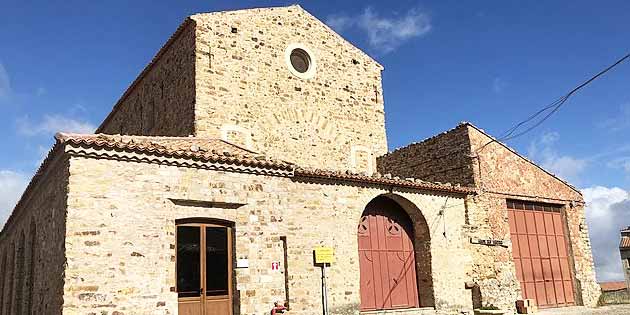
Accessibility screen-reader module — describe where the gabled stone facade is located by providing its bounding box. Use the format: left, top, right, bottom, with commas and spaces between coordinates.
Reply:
97, 6, 387, 173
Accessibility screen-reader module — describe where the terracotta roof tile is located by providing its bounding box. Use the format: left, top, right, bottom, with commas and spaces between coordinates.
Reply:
1, 133, 475, 238
56, 133, 472, 194
294, 168, 474, 194
599, 281, 628, 292
620, 236, 630, 249
56, 133, 294, 171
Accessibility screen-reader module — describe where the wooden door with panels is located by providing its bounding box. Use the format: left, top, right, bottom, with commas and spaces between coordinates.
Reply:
358, 197, 419, 311
507, 200, 576, 308
177, 222, 233, 315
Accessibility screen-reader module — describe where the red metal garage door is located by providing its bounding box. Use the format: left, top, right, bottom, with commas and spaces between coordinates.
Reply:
358, 197, 419, 311
507, 200, 575, 308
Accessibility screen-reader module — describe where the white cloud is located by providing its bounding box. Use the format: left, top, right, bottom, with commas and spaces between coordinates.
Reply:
542, 156, 587, 182
325, 15, 353, 32
528, 131, 587, 183
540, 131, 559, 145
0, 170, 29, 229
326, 7, 432, 54
34, 145, 51, 167
492, 77, 507, 93
582, 186, 630, 281
599, 102, 630, 132
17, 114, 95, 136
0, 62, 11, 99
69, 103, 88, 115
607, 157, 630, 174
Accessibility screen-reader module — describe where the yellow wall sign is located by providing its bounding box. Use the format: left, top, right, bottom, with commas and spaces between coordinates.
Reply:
314, 246, 335, 264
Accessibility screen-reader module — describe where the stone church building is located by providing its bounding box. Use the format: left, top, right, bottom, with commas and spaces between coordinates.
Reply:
0, 5, 599, 315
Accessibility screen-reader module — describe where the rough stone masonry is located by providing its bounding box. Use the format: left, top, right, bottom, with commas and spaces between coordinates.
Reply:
0, 5, 599, 315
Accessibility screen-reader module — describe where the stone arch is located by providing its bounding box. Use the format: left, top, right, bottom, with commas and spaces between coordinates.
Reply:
0, 246, 5, 315
26, 219, 37, 314
381, 193, 435, 307
357, 194, 435, 311
15, 231, 26, 315
4, 241, 15, 315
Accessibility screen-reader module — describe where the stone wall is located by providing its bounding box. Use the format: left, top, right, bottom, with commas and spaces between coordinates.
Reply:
622, 249, 630, 292
467, 125, 600, 307
97, 19, 197, 136
466, 125, 582, 200
377, 125, 475, 186
377, 123, 600, 309
63, 151, 473, 315
190, 6, 387, 172
96, 6, 388, 173
0, 153, 69, 314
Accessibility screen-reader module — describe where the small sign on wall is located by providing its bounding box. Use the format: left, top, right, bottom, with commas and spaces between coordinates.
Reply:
313, 246, 335, 264
236, 258, 249, 268
470, 237, 507, 247
271, 261, 281, 272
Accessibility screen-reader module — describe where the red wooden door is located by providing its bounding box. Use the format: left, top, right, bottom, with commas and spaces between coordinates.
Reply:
507, 200, 575, 308
358, 199, 419, 311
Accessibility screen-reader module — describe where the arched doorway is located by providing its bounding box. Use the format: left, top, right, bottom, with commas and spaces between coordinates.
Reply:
176, 219, 233, 315
358, 195, 428, 311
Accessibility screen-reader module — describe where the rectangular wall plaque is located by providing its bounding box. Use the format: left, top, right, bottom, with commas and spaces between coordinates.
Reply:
236, 258, 249, 268
313, 246, 335, 264
470, 237, 507, 247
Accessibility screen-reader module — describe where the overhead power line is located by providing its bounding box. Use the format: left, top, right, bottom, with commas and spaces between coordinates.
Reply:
477, 52, 630, 153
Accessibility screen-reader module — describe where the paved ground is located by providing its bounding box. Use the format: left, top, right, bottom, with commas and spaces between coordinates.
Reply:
537, 304, 630, 315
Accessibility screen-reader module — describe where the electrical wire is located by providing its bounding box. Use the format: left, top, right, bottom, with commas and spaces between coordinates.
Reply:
477, 53, 630, 153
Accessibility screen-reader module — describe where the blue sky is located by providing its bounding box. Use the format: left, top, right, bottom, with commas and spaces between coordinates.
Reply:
1, 1, 629, 281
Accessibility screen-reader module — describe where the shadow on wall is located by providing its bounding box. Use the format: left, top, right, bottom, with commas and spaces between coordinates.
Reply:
598, 289, 630, 306
330, 302, 361, 315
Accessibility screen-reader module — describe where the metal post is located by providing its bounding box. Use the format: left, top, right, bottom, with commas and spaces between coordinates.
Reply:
322, 264, 329, 315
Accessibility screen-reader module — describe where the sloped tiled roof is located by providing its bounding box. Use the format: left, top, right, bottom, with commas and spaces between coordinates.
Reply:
56, 133, 473, 194
56, 133, 472, 194
295, 168, 474, 194
1, 133, 474, 238
59, 133, 471, 193
599, 281, 628, 292
57, 133, 294, 171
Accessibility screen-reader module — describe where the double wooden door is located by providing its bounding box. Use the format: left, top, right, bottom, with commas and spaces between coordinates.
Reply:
358, 198, 419, 311
177, 223, 232, 315
507, 200, 575, 308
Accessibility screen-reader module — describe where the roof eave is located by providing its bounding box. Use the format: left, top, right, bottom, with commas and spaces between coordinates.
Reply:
295, 168, 475, 195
